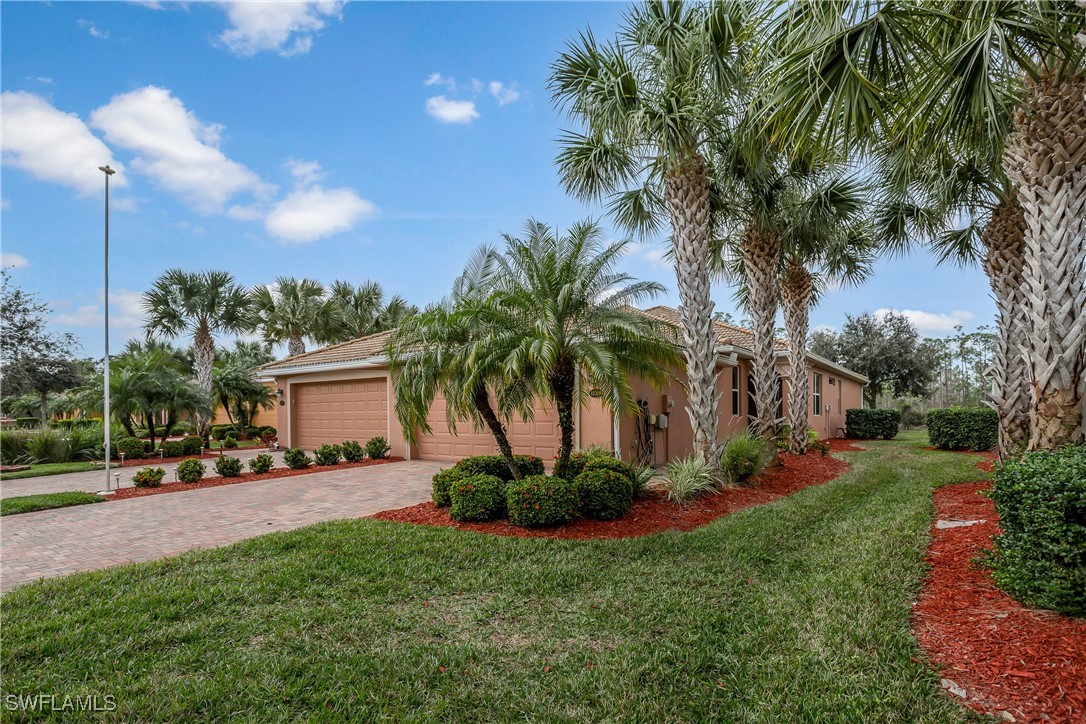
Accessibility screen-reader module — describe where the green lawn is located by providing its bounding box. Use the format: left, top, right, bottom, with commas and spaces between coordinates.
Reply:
0, 492, 106, 517
0, 434, 988, 721
0, 461, 107, 481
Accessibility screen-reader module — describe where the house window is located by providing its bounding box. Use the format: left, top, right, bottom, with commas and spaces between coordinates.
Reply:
813, 373, 822, 416
731, 366, 740, 416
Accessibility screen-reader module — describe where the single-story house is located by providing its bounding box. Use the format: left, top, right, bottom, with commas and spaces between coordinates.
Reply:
259, 305, 868, 466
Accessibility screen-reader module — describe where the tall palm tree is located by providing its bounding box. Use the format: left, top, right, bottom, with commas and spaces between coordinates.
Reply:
329, 280, 418, 342
143, 269, 250, 436
480, 220, 679, 479
550, 0, 748, 465
761, 0, 1086, 449
250, 277, 338, 357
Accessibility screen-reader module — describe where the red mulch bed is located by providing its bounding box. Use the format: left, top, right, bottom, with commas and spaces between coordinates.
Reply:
371, 450, 850, 540
116, 450, 262, 467
825, 438, 867, 453
912, 480, 1086, 722
109, 457, 404, 500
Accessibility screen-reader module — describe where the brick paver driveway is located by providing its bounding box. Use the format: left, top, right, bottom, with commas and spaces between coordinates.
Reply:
0, 460, 440, 592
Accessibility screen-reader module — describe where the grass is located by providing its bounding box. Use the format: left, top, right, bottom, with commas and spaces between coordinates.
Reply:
0, 492, 106, 517
0, 461, 108, 481
0, 433, 989, 721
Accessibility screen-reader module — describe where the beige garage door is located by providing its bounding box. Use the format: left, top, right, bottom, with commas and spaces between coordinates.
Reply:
292, 378, 388, 450
418, 393, 560, 462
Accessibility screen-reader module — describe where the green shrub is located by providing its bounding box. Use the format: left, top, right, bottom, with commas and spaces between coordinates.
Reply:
113, 436, 145, 460
454, 454, 544, 481
845, 409, 900, 439
987, 446, 1085, 616
244, 426, 261, 440
926, 407, 998, 452
340, 440, 364, 462
0, 429, 29, 464
283, 448, 311, 470
214, 455, 243, 478
629, 464, 658, 498
555, 445, 614, 480
506, 475, 578, 527
431, 468, 466, 507
664, 454, 717, 503
720, 432, 770, 485
313, 444, 342, 466
224, 437, 239, 449
54, 419, 75, 430
224, 430, 240, 441
248, 453, 275, 475
16, 417, 40, 429
583, 456, 634, 486
177, 459, 205, 484
181, 436, 203, 455
364, 436, 391, 459
159, 440, 185, 458
132, 466, 166, 488
210, 425, 232, 441
575, 468, 633, 521
171, 421, 193, 435
261, 425, 277, 437
449, 474, 506, 522
23, 428, 69, 464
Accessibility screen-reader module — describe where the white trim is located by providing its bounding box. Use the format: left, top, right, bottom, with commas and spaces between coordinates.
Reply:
772, 349, 869, 384
612, 411, 621, 457
262, 356, 388, 377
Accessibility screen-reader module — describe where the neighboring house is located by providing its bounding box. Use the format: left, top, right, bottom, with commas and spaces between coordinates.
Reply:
208, 381, 278, 430
259, 305, 868, 465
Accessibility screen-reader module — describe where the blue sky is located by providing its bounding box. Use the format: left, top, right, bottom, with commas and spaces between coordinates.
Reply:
1, 1, 994, 359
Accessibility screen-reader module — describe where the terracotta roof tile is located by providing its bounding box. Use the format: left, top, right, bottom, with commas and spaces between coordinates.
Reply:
260, 330, 393, 373
637, 305, 787, 352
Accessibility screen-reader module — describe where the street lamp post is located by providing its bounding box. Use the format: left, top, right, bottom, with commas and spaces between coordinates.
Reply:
99, 164, 115, 491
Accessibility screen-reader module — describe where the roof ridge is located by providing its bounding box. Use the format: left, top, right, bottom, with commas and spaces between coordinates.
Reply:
261, 328, 393, 369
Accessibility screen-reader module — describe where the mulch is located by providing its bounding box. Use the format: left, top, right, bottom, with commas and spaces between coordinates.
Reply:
371, 448, 850, 540
117, 449, 262, 467
912, 480, 1086, 722
108, 457, 405, 500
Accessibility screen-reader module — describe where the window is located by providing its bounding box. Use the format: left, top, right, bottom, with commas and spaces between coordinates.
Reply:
813, 373, 822, 416
731, 366, 740, 416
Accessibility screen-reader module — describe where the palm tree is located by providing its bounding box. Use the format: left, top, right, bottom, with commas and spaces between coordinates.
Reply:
143, 269, 250, 436
761, 1, 1086, 448
479, 220, 679, 479
212, 339, 276, 430
250, 277, 338, 357
550, 0, 748, 465
329, 280, 418, 342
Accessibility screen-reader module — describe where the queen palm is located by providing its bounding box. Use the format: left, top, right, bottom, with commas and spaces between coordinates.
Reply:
762, 0, 1086, 448
550, 0, 748, 465
250, 277, 338, 357
329, 280, 418, 342
143, 269, 250, 436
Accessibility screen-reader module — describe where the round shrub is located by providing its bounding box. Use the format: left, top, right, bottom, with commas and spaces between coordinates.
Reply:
283, 448, 311, 470
449, 474, 506, 522
177, 459, 205, 484
574, 468, 633, 521
364, 436, 391, 460
181, 435, 203, 455
454, 454, 544, 482
431, 468, 466, 507
845, 408, 900, 439
720, 432, 770, 485
313, 444, 342, 466
210, 425, 231, 441
214, 454, 243, 477
507, 475, 578, 527
159, 440, 185, 458
583, 456, 634, 484
113, 436, 145, 460
987, 446, 1085, 616
244, 426, 261, 440
926, 407, 998, 452
248, 453, 274, 475
132, 466, 166, 488
341, 440, 364, 463
260, 426, 277, 437
224, 430, 240, 441
224, 437, 239, 449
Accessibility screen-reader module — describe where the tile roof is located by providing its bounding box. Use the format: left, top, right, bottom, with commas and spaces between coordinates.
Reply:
636, 306, 787, 352
260, 329, 393, 373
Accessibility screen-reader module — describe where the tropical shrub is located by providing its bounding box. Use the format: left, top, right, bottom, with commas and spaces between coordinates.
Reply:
845, 409, 900, 440
224, 437, 239, 449
248, 453, 274, 474
113, 436, 145, 460
181, 436, 203, 455
0, 429, 29, 464
629, 464, 658, 498
214, 454, 243, 478
365, 436, 391, 459
260, 426, 277, 437
159, 440, 185, 458
15, 417, 39, 429
177, 459, 205, 484
449, 474, 506, 522
341, 440, 364, 463
720, 432, 770, 485
664, 454, 717, 503
244, 426, 261, 440
432, 468, 466, 507
926, 407, 998, 452
313, 444, 342, 466
583, 456, 634, 485
987, 446, 1085, 616
132, 466, 166, 488
574, 468, 633, 521
454, 454, 544, 481
210, 425, 233, 441
23, 428, 70, 464
224, 430, 240, 441
506, 475, 578, 527
172, 421, 193, 435
557, 445, 614, 480
283, 448, 311, 470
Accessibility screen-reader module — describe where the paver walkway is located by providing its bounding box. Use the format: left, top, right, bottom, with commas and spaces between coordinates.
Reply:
0, 460, 440, 592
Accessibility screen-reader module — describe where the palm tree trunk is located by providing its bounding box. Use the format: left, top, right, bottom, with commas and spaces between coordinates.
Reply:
741, 223, 783, 442
780, 260, 813, 454
471, 385, 521, 481
663, 155, 719, 467
288, 335, 306, 357
549, 359, 577, 479
39, 391, 48, 425
1003, 74, 1086, 449
193, 324, 216, 438
981, 196, 1030, 459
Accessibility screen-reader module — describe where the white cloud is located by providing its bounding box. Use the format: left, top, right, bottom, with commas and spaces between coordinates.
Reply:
627, 241, 670, 269
218, 1, 345, 57
489, 81, 520, 106
424, 72, 457, 92
227, 204, 263, 221
812, 324, 837, 336
90, 86, 272, 213
26, 76, 54, 85
873, 307, 976, 334
471, 78, 483, 93
78, 19, 110, 40
1, 253, 29, 268
265, 186, 376, 243
425, 96, 479, 124
54, 289, 144, 329
1, 199, 10, 210
1, 91, 126, 196
284, 158, 323, 185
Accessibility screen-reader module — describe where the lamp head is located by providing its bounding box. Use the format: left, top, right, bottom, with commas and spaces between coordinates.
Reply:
98, 165, 116, 176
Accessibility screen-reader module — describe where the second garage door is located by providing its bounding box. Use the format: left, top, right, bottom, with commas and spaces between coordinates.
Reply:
292, 378, 388, 450
417, 392, 560, 462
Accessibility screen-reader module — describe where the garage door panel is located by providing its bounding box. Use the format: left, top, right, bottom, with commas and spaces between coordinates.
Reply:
293, 378, 388, 450
418, 392, 561, 462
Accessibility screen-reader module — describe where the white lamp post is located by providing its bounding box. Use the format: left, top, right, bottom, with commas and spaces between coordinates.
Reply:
99, 165, 115, 491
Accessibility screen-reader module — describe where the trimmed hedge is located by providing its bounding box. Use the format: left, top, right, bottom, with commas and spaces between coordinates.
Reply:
113, 436, 145, 460
454, 454, 545, 482
210, 425, 233, 441
583, 456, 634, 485
574, 468, 633, 521
507, 475, 578, 527
224, 437, 239, 449
987, 446, 1085, 616
248, 453, 274, 474
214, 455, 243, 478
313, 444, 342, 466
132, 467, 165, 488
181, 436, 203, 455
926, 407, 998, 452
432, 468, 466, 507
159, 440, 185, 458
845, 409, 900, 440
283, 448, 311, 470
341, 440, 364, 463
177, 459, 205, 484
365, 436, 391, 460
449, 474, 506, 522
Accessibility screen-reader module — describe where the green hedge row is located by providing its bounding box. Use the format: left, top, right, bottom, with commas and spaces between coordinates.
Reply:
845, 409, 899, 439
926, 407, 998, 451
